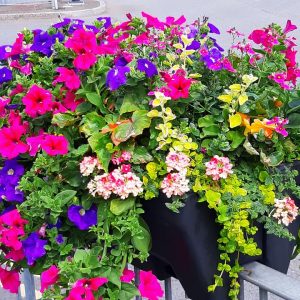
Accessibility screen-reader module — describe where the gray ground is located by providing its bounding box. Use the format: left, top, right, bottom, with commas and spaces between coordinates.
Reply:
1, 0, 300, 299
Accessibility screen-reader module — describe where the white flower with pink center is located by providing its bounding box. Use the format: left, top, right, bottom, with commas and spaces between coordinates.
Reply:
80, 156, 102, 176
273, 196, 299, 226
161, 173, 190, 198
87, 166, 143, 200
165, 151, 190, 172
112, 151, 132, 165
205, 155, 233, 181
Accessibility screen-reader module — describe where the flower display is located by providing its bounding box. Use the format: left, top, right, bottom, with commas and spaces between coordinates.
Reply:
0, 13, 299, 300
273, 197, 299, 226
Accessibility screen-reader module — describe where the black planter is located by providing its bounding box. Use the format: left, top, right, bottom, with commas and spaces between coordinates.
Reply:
136, 162, 300, 300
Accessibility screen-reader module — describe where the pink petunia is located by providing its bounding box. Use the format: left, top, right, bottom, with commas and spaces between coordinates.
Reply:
66, 277, 108, 300
62, 90, 83, 112
55, 67, 81, 90
41, 134, 69, 156
138, 271, 164, 300
283, 20, 297, 34
4, 249, 25, 262
0, 267, 21, 294
0, 97, 10, 117
73, 52, 97, 71
0, 125, 28, 159
266, 117, 289, 137
40, 265, 59, 293
26, 134, 45, 156
120, 269, 135, 283
167, 74, 192, 99
22, 84, 53, 117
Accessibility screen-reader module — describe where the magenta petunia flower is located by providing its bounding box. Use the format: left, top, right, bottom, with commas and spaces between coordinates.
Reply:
0, 125, 28, 159
55, 67, 81, 90
22, 84, 53, 117
41, 134, 69, 156
120, 269, 134, 283
167, 74, 192, 99
40, 265, 59, 293
266, 117, 289, 137
138, 271, 164, 300
0, 267, 20, 294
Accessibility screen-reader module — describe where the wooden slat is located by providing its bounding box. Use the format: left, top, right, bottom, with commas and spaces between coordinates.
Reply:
240, 262, 300, 300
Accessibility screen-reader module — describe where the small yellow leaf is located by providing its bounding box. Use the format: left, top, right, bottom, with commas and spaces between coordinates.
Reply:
152, 99, 161, 107
229, 114, 242, 128
173, 43, 183, 50
242, 74, 258, 85
189, 73, 202, 78
147, 110, 160, 117
238, 94, 248, 105
229, 84, 242, 91
218, 94, 233, 103
181, 35, 193, 46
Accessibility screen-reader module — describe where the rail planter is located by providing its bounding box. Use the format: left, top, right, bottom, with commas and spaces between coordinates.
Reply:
0, 13, 300, 300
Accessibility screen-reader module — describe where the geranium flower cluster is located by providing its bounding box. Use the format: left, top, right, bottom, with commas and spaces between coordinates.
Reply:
161, 151, 191, 198
205, 155, 233, 181
80, 156, 103, 176
273, 197, 299, 226
88, 166, 143, 200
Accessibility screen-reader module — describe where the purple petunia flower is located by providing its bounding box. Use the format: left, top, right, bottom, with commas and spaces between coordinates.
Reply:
97, 17, 112, 29
137, 59, 158, 77
52, 32, 65, 43
208, 23, 220, 34
0, 45, 12, 60
22, 232, 47, 265
186, 40, 200, 50
0, 159, 25, 185
31, 30, 54, 57
52, 18, 71, 29
106, 66, 130, 91
0, 184, 24, 203
67, 205, 97, 230
187, 25, 198, 38
56, 234, 64, 244
68, 19, 85, 34
0, 67, 13, 84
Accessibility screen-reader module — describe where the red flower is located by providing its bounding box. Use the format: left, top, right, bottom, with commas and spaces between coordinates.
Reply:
0, 125, 28, 159
41, 265, 59, 293
22, 84, 53, 117
167, 74, 192, 99
55, 67, 81, 90
41, 134, 69, 156
0, 267, 21, 294
4, 249, 25, 262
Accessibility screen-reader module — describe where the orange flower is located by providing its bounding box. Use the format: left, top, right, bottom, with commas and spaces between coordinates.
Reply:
237, 113, 251, 135
250, 119, 275, 138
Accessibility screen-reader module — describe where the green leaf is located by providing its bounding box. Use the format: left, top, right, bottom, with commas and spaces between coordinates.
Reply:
287, 99, 300, 114
202, 125, 220, 137
205, 190, 221, 209
227, 131, 245, 149
110, 198, 135, 215
54, 190, 77, 206
113, 122, 135, 143
74, 249, 88, 263
286, 113, 300, 128
198, 115, 216, 127
107, 268, 121, 288
119, 283, 140, 300
86, 92, 109, 113
120, 94, 140, 115
52, 113, 76, 128
61, 161, 82, 187
132, 224, 151, 253
88, 133, 111, 172
132, 110, 151, 136
131, 146, 153, 164
81, 112, 106, 136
